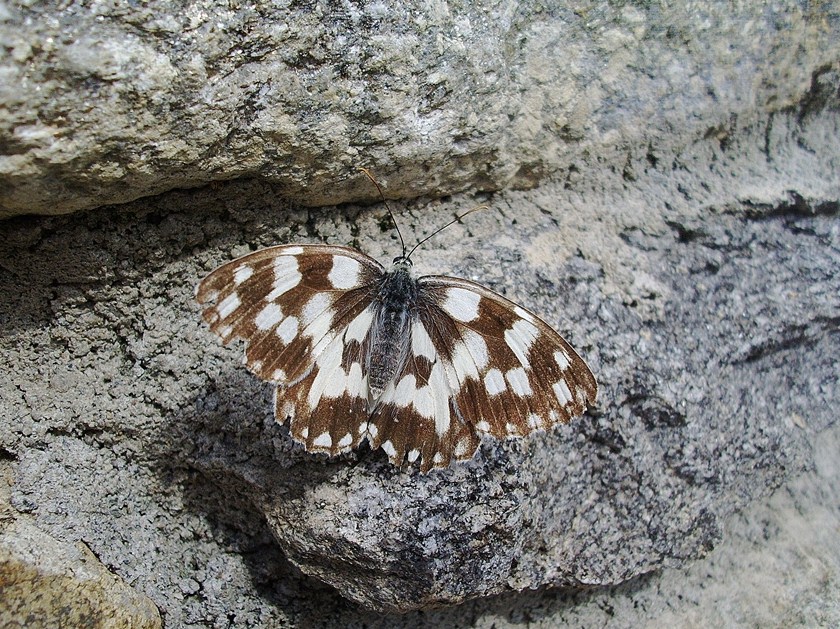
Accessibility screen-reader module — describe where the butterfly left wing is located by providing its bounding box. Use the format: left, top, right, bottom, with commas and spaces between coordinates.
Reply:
195, 244, 383, 456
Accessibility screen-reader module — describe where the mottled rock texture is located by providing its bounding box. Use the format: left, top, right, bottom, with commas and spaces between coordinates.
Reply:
1, 0, 839, 625
0, 464, 162, 628
1, 1, 838, 217
2, 104, 838, 621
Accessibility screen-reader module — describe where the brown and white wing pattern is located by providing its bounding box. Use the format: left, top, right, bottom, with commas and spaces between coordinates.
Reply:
197, 244, 597, 473
366, 315, 480, 473
366, 275, 598, 471
196, 244, 383, 455
419, 276, 597, 446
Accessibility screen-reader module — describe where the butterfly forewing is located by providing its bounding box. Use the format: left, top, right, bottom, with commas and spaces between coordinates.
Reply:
197, 245, 385, 455
196, 243, 597, 472
419, 276, 597, 445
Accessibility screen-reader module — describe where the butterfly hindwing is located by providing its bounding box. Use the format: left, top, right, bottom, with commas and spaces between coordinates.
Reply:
277, 311, 371, 456
366, 317, 481, 472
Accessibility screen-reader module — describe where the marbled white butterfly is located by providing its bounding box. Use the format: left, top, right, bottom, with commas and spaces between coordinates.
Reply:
196, 171, 597, 472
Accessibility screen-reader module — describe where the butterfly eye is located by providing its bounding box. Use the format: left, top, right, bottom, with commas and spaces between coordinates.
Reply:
392, 256, 413, 267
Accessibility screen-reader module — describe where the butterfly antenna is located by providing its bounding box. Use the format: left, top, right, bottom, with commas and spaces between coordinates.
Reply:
405, 204, 489, 259
359, 167, 407, 257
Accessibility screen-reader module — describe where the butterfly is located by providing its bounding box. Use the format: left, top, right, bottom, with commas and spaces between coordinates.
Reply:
196, 171, 597, 472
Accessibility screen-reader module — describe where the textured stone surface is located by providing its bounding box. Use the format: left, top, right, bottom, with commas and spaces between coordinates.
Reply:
0, 464, 162, 628
214, 120, 840, 609
1, 99, 838, 622
1, 2, 839, 217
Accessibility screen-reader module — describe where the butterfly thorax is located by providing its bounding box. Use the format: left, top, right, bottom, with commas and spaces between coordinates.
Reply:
367, 257, 419, 403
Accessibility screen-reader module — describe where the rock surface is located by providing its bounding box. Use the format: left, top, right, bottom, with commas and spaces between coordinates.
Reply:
1, 2, 838, 217
1, 98, 838, 621
202, 112, 840, 610
2, 1, 840, 622
0, 463, 162, 628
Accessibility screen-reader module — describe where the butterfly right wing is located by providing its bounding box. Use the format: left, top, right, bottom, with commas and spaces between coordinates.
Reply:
195, 244, 383, 455
366, 274, 597, 472
365, 276, 597, 472
420, 275, 597, 440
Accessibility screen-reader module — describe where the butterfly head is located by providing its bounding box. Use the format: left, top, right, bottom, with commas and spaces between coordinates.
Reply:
358, 167, 488, 271
391, 255, 413, 272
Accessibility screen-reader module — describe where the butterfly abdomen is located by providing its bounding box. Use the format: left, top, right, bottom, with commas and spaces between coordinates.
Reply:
368, 264, 420, 401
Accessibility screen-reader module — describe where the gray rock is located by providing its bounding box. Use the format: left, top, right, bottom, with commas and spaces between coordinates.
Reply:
204, 160, 840, 610
2, 2, 840, 620
0, 465, 162, 628
1, 2, 838, 217
1, 98, 838, 621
